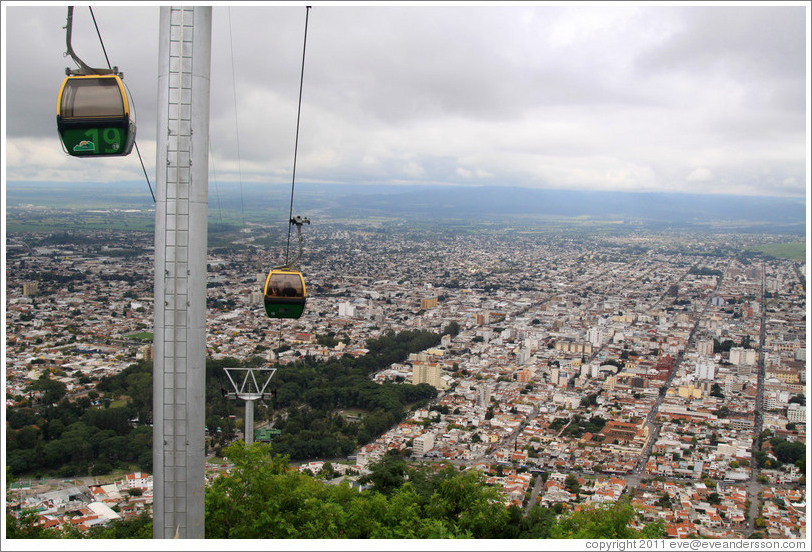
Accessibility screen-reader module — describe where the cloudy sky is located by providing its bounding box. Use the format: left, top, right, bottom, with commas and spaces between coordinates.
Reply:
2, 2, 809, 198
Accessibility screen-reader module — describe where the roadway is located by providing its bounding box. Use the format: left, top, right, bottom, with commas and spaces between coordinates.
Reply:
631, 260, 729, 481
744, 262, 768, 534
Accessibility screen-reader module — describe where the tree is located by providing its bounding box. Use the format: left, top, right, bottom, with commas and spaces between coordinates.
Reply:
5, 509, 61, 539
199, 443, 666, 539
564, 474, 580, 495
770, 438, 805, 468
205, 442, 560, 539
125, 371, 152, 421
714, 405, 731, 418
26, 372, 67, 405
656, 492, 672, 509
552, 497, 665, 538
361, 454, 408, 495
424, 468, 509, 538
579, 393, 598, 408
85, 511, 152, 538
442, 321, 460, 337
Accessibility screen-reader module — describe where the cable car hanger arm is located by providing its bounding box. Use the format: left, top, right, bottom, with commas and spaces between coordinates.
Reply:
64, 6, 118, 76
273, 216, 310, 271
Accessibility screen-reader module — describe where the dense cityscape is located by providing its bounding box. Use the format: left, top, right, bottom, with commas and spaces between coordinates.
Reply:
5, 211, 807, 540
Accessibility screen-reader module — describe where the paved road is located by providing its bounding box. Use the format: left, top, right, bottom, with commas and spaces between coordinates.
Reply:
744, 262, 768, 534
630, 261, 728, 480
525, 472, 545, 513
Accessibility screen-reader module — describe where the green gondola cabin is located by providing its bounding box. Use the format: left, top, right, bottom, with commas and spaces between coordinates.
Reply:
56, 74, 136, 157
263, 269, 306, 319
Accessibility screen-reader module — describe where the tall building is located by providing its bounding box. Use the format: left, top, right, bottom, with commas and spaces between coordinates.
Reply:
413, 362, 443, 388
729, 347, 756, 366
413, 432, 435, 456
696, 339, 714, 356
554, 340, 592, 354
517, 368, 533, 383
587, 326, 608, 347
694, 361, 716, 381
22, 282, 39, 296
249, 290, 263, 305
589, 363, 601, 378
724, 374, 743, 395
420, 296, 438, 309
338, 302, 356, 317
787, 403, 806, 423
737, 364, 753, 376
476, 385, 492, 408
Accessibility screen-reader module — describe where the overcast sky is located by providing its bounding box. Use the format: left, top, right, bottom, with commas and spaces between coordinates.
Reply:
2, 2, 809, 198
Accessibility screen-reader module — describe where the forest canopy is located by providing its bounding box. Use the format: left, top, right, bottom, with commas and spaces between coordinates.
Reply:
203, 442, 666, 539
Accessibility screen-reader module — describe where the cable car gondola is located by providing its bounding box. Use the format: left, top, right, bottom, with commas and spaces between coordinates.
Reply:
56, 6, 136, 157
262, 216, 310, 320
263, 269, 307, 319
57, 74, 135, 157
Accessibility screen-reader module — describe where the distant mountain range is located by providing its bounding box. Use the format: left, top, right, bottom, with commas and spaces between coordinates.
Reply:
326, 185, 806, 229
6, 181, 807, 233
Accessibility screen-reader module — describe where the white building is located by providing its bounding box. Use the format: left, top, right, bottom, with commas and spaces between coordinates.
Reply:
413, 432, 435, 456
729, 347, 756, 366
88, 502, 122, 523
476, 385, 492, 408
787, 403, 805, 423
587, 326, 609, 347
121, 472, 152, 489
248, 290, 263, 305
695, 361, 716, 381
696, 339, 715, 357
338, 302, 356, 318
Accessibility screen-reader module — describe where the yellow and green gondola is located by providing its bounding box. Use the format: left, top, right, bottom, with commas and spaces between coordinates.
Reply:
262, 269, 307, 319
56, 74, 135, 157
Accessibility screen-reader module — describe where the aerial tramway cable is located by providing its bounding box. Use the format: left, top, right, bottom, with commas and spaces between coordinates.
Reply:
284, 5, 311, 265
89, 7, 112, 70
227, 7, 247, 228
262, 6, 313, 322
89, 7, 154, 201
59, 7, 155, 201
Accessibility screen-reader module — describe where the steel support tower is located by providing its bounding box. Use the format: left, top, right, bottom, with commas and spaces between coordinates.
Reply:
152, 6, 211, 539
223, 367, 277, 444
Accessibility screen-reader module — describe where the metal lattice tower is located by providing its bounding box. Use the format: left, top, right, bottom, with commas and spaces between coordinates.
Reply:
152, 6, 211, 539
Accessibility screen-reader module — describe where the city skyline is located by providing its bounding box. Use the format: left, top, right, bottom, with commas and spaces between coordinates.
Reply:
4, 220, 807, 542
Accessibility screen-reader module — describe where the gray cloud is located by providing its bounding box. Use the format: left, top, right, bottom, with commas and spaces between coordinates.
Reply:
2, 3, 807, 198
